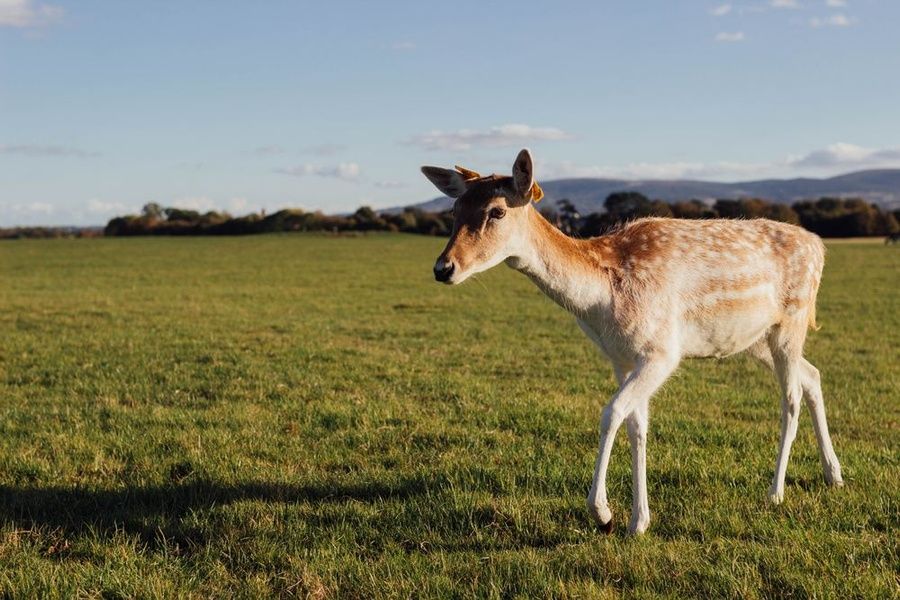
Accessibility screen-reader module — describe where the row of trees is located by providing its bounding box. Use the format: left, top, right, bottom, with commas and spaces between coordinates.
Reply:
0, 226, 102, 240
104, 203, 454, 237
544, 193, 899, 238
103, 194, 899, 239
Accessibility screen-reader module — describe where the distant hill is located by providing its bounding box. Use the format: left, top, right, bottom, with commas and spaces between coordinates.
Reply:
391, 169, 900, 215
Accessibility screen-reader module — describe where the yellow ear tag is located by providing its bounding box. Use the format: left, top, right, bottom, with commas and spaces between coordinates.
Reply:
530, 181, 544, 203
454, 165, 482, 181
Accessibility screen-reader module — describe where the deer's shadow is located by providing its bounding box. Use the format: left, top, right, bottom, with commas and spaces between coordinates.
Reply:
0, 476, 430, 554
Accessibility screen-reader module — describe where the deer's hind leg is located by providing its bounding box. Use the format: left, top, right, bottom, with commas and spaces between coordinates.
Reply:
766, 324, 806, 504
797, 358, 843, 486
747, 339, 843, 489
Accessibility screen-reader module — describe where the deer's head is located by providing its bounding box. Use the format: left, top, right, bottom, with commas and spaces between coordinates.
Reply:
421, 149, 544, 284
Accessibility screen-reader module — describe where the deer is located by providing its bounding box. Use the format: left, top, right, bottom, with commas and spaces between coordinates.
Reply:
421, 149, 844, 535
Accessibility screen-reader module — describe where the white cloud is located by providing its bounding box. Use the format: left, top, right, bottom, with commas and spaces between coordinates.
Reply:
715, 31, 746, 42
303, 143, 345, 156
825, 0, 846, 7
787, 143, 900, 169
230, 197, 248, 213
404, 124, 574, 151
770, 0, 801, 8
543, 160, 768, 181
100, 196, 254, 216
0, 0, 63, 27
9, 201, 54, 214
737, 4, 768, 14
710, 4, 732, 16
810, 13, 854, 27
391, 41, 415, 51
87, 199, 135, 215
0, 144, 99, 157
168, 196, 218, 212
275, 162, 361, 181
540, 142, 900, 182
374, 180, 407, 189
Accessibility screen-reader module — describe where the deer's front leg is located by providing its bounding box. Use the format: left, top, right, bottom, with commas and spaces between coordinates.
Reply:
587, 356, 675, 534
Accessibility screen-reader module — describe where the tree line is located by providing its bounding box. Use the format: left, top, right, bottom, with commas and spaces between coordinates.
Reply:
4, 193, 895, 240
100, 194, 899, 239
546, 193, 899, 238
0, 226, 102, 240
102, 203, 455, 237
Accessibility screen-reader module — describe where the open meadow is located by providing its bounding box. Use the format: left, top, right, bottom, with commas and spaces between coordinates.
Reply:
0, 233, 897, 598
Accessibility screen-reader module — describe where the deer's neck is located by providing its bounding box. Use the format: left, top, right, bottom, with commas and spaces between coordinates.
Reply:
508, 209, 616, 315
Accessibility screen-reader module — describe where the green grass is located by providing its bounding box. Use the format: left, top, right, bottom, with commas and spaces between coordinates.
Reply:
0, 233, 897, 598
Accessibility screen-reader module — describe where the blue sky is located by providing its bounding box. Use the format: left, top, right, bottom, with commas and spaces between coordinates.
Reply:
2, 0, 899, 226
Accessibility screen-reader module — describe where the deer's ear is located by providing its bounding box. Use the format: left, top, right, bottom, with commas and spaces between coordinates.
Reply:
512, 149, 542, 202
454, 165, 481, 181
512, 149, 534, 195
420, 166, 468, 198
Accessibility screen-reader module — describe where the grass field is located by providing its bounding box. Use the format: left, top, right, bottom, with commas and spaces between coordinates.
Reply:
0, 233, 897, 598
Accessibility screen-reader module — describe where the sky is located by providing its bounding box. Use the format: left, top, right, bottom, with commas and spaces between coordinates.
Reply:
2, 0, 899, 226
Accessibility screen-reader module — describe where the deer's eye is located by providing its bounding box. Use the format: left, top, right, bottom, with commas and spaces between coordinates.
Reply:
488, 207, 506, 221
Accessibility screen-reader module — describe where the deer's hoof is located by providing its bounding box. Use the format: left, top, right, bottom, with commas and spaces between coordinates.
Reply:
628, 513, 650, 536
599, 518, 614, 534
587, 501, 613, 532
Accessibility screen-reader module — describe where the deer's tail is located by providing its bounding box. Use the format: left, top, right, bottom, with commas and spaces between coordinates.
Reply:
808, 238, 825, 331
808, 290, 819, 331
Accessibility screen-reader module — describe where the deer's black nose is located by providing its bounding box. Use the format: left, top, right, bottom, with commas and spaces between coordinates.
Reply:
433, 260, 455, 282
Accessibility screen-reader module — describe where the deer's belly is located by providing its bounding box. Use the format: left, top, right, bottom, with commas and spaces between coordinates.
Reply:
680, 303, 779, 358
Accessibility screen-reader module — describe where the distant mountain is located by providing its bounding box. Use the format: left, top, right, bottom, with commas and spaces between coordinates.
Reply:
390, 169, 900, 215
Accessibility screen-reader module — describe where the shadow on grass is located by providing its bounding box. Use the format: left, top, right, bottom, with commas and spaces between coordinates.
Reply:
0, 475, 602, 556
7, 471, 805, 555
0, 476, 430, 555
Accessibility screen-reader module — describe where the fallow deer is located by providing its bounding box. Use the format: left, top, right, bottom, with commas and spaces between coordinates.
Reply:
422, 149, 843, 535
